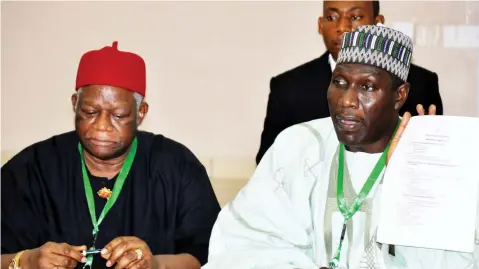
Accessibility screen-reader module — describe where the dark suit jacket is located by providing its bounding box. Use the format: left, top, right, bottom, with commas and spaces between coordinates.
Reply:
256, 52, 443, 164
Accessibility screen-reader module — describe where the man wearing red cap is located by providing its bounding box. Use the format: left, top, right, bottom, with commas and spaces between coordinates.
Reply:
1, 42, 221, 269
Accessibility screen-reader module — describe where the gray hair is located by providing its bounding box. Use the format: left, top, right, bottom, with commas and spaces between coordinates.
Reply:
75, 87, 144, 123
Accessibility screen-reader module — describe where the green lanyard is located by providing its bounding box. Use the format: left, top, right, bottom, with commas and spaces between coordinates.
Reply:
329, 121, 399, 269
78, 137, 138, 269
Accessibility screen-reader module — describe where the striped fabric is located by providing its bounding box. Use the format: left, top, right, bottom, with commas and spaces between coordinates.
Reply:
336, 25, 413, 81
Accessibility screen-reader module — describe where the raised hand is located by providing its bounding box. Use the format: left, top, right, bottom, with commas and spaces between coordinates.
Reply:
387, 104, 437, 164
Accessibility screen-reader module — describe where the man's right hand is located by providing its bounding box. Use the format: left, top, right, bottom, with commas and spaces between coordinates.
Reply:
387, 104, 437, 164
21, 242, 87, 269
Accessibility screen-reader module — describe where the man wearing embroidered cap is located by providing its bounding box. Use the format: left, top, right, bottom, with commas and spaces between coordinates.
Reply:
203, 26, 472, 269
1, 42, 220, 269
256, 0, 443, 165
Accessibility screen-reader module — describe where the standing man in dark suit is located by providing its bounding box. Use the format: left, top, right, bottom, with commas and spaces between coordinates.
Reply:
256, 0, 443, 164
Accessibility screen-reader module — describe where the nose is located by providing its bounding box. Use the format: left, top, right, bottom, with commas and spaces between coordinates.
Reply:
337, 17, 352, 35
339, 87, 359, 109
93, 111, 114, 132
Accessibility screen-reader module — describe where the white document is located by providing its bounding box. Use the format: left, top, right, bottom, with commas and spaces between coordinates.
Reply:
377, 115, 479, 253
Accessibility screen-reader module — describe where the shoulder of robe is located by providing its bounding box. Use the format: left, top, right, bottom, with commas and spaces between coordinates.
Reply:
135, 131, 204, 173
269, 117, 336, 165
2, 131, 78, 169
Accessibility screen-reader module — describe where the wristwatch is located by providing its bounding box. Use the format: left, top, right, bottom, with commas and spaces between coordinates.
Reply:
9, 250, 27, 269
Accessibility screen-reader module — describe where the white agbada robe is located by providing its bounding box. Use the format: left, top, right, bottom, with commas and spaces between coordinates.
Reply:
204, 117, 479, 269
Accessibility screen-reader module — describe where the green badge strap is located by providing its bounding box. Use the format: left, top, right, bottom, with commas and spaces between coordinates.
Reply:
78, 138, 137, 269
329, 121, 400, 268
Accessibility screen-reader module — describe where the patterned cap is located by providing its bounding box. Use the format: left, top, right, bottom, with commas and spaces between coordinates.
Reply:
336, 25, 413, 81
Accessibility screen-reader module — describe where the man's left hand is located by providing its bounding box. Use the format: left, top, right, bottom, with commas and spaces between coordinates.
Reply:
101, 236, 158, 269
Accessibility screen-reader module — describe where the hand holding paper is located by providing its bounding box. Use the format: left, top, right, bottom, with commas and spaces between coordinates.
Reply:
378, 113, 479, 253
387, 104, 437, 165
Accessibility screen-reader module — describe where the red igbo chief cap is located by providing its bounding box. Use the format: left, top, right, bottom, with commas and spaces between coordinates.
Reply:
75, 41, 146, 96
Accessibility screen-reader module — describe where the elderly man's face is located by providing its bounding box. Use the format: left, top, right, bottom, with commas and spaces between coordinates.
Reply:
72, 85, 147, 160
327, 63, 408, 151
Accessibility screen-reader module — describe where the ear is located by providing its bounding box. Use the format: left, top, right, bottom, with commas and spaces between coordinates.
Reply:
137, 102, 149, 126
71, 93, 78, 113
394, 82, 410, 111
318, 16, 324, 35
375, 15, 385, 25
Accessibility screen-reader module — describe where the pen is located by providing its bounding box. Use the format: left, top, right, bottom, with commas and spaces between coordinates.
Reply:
82, 249, 103, 256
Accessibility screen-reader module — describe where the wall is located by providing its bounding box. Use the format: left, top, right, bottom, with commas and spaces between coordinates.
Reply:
2, 1, 478, 206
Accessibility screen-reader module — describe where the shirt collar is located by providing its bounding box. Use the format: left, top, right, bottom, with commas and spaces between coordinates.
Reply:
328, 53, 336, 72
